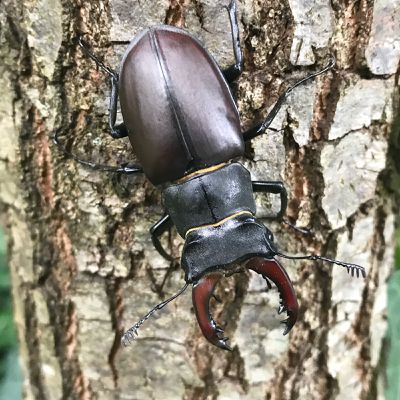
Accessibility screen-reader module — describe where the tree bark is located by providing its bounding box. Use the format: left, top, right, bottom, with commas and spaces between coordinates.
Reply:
0, 0, 399, 399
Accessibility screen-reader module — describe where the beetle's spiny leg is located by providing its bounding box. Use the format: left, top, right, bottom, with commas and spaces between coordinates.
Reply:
243, 56, 336, 141
53, 130, 143, 174
192, 273, 232, 351
78, 36, 118, 79
282, 218, 313, 236
56, 37, 127, 176
246, 257, 298, 335
121, 283, 189, 347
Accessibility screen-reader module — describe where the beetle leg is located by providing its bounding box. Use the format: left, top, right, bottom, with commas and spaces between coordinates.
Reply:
78, 37, 128, 139
281, 218, 312, 235
108, 74, 129, 139
78, 36, 117, 78
246, 257, 298, 335
192, 273, 232, 351
252, 181, 312, 235
54, 39, 143, 173
223, 0, 243, 83
150, 214, 175, 262
243, 57, 335, 141
53, 129, 143, 174
252, 181, 288, 220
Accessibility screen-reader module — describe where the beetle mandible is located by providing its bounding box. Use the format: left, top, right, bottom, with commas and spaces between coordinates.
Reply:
55, 0, 365, 351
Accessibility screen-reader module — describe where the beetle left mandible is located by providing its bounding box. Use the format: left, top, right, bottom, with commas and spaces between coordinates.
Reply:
55, 0, 365, 351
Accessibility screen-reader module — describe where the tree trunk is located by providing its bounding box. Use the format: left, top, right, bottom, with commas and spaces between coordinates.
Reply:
0, 0, 398, 399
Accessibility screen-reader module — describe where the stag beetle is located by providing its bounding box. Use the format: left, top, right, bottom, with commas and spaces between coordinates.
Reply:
55, 0, 365, 351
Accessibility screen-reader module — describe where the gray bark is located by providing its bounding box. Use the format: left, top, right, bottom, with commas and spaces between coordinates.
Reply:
0, 0, 399, 399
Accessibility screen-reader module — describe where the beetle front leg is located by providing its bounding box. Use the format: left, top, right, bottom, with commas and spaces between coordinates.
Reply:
222, 0, 243, 83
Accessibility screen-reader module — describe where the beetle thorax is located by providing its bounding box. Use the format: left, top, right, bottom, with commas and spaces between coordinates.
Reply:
162, 162, 256, 238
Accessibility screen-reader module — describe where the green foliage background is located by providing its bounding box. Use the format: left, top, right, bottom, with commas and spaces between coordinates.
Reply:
386, 231, 400, 400
0, 229, 22, 400
0, 228, 398, 399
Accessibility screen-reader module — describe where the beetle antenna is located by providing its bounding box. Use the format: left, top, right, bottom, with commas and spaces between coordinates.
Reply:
275, 251, 366, 278
53, 130, 143, 174
121, 283, 189, 347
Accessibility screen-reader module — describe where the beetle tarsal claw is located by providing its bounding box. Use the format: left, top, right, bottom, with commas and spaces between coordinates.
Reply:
192, 273, 232, 351
246, 257, 299, 336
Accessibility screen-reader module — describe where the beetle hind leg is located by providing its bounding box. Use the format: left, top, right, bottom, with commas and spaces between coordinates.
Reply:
246, 257, 298, 335
54, 38, 142, 173
222, 0, 243, 83
192, 273, 232, 351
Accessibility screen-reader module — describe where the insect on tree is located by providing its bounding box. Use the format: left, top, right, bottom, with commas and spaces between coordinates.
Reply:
55, 0, 366, 350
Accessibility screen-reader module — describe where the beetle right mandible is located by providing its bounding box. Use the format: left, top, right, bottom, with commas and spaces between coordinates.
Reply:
55, 0, 365, 351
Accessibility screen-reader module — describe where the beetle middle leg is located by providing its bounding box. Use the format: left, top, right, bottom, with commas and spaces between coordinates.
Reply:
149, 214, 180, 294
252, 180, 312, 235
243, 57, 336, 141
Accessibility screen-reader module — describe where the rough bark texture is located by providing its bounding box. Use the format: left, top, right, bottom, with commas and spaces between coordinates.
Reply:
0, 0, 399, 399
